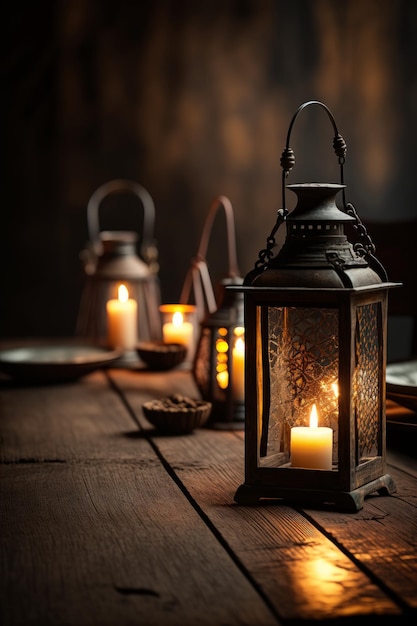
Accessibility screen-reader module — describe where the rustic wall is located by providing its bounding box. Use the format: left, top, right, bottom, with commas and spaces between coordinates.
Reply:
3, 0, 417, 339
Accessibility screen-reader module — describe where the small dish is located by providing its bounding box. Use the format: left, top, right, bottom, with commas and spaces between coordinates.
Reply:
142, 394, 212, 434
0, 341, 122, 383
136, 341, 187, 370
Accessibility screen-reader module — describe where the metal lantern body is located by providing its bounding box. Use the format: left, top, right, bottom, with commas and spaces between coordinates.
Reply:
193, 277, 245, 429
234, 101, 400, 511
79, 232, 162, 345
76, 180, 162, 356
235, 183, 398, 511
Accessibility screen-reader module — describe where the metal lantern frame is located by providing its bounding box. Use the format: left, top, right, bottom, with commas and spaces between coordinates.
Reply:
76, 179, 162, 356
190, 196, 246, 429
233, 101, 400, 511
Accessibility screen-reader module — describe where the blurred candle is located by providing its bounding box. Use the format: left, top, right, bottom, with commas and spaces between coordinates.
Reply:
232, 336, 245, 402
162, 310, 193, 348
106, 284, 137, 350
290, 404, 332, 470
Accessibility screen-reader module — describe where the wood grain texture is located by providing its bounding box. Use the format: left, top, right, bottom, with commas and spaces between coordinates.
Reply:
111, 368, 417, 623
0, 371, 143, 462
1, 462, 278, 626
0, 371, 279, 626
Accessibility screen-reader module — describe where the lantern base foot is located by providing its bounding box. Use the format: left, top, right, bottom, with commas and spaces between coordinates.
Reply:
206, 403, 245, 430
234, 474, 397, 512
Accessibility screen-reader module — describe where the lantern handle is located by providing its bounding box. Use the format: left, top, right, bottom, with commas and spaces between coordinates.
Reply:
280, 100, 347, 209
179, 260, 217, 322
180, 195, 241, 320
281, 101, 387, 280
86, 179, 157, 267
251, 100, 386, 279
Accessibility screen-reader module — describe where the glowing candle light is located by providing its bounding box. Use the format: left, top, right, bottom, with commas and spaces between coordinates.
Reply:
162, 310, 194, 348
106, 284, 137, 350
232, 336, 245, 402
290, 404, 333, 470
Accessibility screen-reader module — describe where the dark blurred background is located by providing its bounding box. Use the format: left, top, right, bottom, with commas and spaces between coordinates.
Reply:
3, 0, 417, 359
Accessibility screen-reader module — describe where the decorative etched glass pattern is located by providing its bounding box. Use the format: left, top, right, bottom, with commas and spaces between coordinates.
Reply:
258, 306, 339, 467
354, 303, 380, 461
194, 328, 211, 397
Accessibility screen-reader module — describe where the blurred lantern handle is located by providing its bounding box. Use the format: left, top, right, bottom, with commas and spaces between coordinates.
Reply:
86, 179, 157, 268
180, 195, 241, 321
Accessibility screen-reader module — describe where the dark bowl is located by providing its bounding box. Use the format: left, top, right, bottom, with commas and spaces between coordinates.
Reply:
136, 341, 187, 371
142, 394, 212, 434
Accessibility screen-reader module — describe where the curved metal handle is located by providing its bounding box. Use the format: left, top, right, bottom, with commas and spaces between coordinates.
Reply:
196, 195, 240, 277
251, 101, 348, 276
180, 195, 241, 316
87, 179, 156, 258
279, 100, 348, 209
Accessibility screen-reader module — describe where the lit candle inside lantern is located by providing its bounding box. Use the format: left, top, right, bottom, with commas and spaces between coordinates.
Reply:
106, 284, 138, 350
290, 404, 333, 470
162, 310, 194, 349
232, 336, 245, 402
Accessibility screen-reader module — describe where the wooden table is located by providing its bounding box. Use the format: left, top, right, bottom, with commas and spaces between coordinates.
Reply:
1, 366, 417, 625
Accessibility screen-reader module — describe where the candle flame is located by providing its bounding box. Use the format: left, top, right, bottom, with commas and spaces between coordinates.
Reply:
235, 337, 244, 354
118, 284, 129, 303
309, 404, 318, 428
172, 311, 183, 327
332, 382, 339, 398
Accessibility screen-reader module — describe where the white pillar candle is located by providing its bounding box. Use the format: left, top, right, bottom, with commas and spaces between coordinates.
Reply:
232, 336, 245, 402
106, 284, 137, 350
291, 404, 333, 470
162, 311, 193, 349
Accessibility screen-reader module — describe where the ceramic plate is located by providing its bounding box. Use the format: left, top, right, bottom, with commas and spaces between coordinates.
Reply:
386, 360, 417, 413
0, 342, 122, 383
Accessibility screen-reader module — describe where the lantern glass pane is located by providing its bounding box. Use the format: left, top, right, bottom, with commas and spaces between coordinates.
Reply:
354, 303, 381, 461
194, 327, 212, 397
258, 306, 339, 468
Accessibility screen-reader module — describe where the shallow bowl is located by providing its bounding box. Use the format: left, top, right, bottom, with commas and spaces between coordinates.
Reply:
137, 341, 187, 371
142, 394, 212, 434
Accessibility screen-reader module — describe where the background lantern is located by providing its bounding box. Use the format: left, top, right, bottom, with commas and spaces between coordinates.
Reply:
191, 196, 245, 429
76, 179, 161, 363
234, 101, 400, 511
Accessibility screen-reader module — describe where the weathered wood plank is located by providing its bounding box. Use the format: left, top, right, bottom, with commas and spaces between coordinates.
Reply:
0, 371, 280, 626
304, 470, 417, 611
0, 372, 144, 462
111, 369, 411, 622
1, 461, 279, 626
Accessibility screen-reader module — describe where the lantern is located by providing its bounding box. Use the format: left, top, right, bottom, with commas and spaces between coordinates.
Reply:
233, 101, 400, 511
191, 196, 246, 429
76, 180, 162, 363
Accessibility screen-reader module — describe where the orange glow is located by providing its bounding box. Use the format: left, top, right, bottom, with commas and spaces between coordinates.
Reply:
234, 336, 244, 355
216, 338, 228, 353
216, 370, 229, 389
